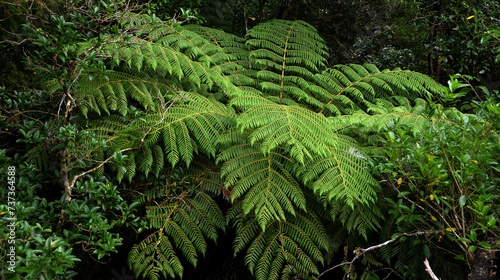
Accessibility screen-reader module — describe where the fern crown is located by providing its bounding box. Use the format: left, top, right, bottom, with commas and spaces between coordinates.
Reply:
69, 13, 443, 280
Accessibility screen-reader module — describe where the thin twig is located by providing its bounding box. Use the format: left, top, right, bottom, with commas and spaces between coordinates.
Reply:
318, 231, 441, 279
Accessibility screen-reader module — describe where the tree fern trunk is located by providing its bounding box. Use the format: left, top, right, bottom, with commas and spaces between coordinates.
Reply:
468, 239, 499, 280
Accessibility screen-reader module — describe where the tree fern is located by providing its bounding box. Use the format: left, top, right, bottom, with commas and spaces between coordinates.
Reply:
65, 15, 454, 280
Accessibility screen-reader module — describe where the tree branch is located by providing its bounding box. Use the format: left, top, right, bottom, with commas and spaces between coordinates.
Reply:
424, 258, 439, 280
318, 231, 442, 279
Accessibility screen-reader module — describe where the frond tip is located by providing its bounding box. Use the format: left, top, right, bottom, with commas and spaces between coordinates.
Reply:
297, 145, 379, 207
232, 98, 337, 163
218, 130, 306, 229
231, 207, 329, 280
129, 192, 224, 279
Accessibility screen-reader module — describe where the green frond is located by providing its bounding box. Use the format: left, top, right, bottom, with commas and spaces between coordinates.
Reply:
329, 199, 384, 240
98, 36, 232, 91
247, 20, 327, 73
296, 143, 379, 207
336, 98, 483, 136
78, 93, 232, 182
152, 145, 164, 177
129, 232, 182, 280
116, 92, 232, 170
183, 25, 252, 74
233, 100, 339, 163
125, 154, 137, 182
378, 215, 400, 265
231, 210, 328, 280
145, 24, 258, 97
181, 158, 224, 195
229, 92, 276, 109
76, 69, 174, 116
130, 192, 224, 279
245, 20, 327, 104
153, 27, 226, 65
137, 145, 154, 177
315, 64, 443, 115
217, 130, 306, 229
148, 24, 260, 97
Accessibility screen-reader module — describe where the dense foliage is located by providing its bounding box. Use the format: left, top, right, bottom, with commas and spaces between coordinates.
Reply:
1, 1, 499, 280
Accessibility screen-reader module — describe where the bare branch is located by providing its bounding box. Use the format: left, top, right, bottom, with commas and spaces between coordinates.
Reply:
318, 231, 442, 279
424, 258, 440, 280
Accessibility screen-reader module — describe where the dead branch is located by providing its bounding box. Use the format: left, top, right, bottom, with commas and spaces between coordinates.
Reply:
318, 230, 442, 279
424, 258, 439, 280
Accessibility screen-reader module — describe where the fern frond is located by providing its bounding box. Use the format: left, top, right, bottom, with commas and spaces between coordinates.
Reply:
153, 27, 224, 65
100, 36, 228, 89
184, 158, 224, 195
247, 20, 327, 74
81, 93, 231, 182
183, 25, 251, 63
335, 98, 484, 136
314, 64, 443, 115
129, 231, 182, 280
118, 92, 232, 169
231, 208, 328, 280
232, 99, 338, 164
329, 199, 384, 240
182, 24, 263, 96
245, 19, 327, 107
296, 143, 379, 207
77, 36, 227, 116
217, 129, 306, 229
129, 192, 224, 279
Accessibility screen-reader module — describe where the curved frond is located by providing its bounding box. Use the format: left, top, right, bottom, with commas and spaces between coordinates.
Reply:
335, 98, 484, 136
129, 192, 224, 280
232, 98, 339, 164
314, 64, 443, 115
246, 19, 327, 107
82, 93, 232, 183
231, 207, 328, 280
217, 130, 306, 229
126, 93, 232, 167
247, 20, 327, 74
76, 70, 159, 116
296, 142, 379, 207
